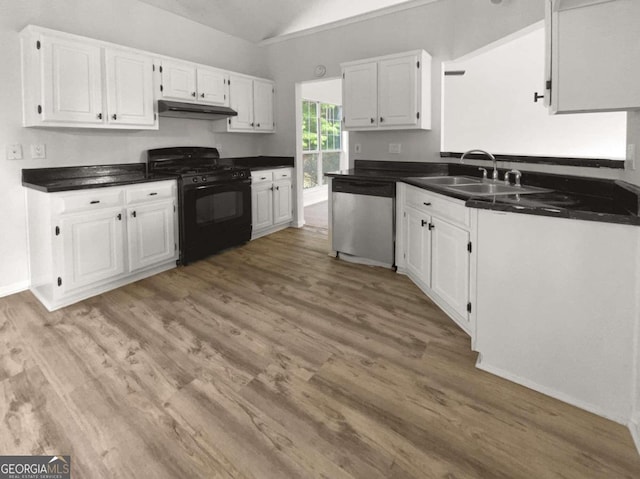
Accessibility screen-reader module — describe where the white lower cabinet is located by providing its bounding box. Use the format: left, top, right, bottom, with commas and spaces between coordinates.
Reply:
26, 180, 178, 311
397, 183, 476, 336
127, 201, 176, 272
59, 208, 126, 294
251, 168, 293, 239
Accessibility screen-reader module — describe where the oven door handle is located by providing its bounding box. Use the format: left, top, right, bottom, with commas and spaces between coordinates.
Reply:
192, 180, 251, 190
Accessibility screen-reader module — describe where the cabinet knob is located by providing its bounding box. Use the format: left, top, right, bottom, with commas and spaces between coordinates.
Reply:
276, 186, 280, 190
97, 113, 103, 120
423, 202, 432, 206
421, 219, 428, 227
112, 114, 117, 120
90, 200, 100, 204
270, 186, 274, 191
534, 91, 545, 103
132, 211, 137, 218
191, 92, 196, 97
260, 177, 267, 180
370, 118, 375, 124
117, 213, 122, 221
251, 122, 255, 127
380, 117, 384, 123
200, 93, 205, 98
256, 123, 260, 127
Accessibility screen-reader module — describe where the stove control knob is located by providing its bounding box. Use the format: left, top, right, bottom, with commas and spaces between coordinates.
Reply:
201, 176, 207, 182
192, 177, 198, 183
232, 172, 238, 178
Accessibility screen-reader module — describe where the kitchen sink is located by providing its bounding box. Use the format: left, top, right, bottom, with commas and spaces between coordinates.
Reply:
416, 176, 482, 185
445, 182, 552, 196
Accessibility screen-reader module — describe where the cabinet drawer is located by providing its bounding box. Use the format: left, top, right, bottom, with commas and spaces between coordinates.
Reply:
406, 185, 470, 228
54, 187, 125, 214
252, 171, 273, 183
126, 181, 175, 205
273, 168, 292, 181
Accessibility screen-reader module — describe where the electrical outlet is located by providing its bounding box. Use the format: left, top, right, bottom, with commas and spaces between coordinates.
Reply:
354, 143, 362, 154
6, 144, 23, 160
389, 143, 402, 154
30, 144, 46, 159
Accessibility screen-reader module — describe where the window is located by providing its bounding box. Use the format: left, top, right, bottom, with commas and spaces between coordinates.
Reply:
303, 100, 344, 190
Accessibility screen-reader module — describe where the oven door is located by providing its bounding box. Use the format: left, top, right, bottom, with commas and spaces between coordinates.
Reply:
181, 179, 252, 263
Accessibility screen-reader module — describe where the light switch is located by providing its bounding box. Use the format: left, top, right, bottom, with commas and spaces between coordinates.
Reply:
354, 143, 362, 153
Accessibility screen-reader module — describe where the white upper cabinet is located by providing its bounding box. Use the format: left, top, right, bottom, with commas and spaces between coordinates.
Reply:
196, 67, 228, 105
546, 0, 640, 113
105, 48, 155, 126
160, 59, 229, 105
160, 59, 197, 101
21, 26, 157, 129
341, 50, 431, 131
378, 54, 419, 127
229, 75, 254, 130
253, 79, 275, 132
40, 35, 103, 124
342, 61, 378, 128
214, 74, 275, 133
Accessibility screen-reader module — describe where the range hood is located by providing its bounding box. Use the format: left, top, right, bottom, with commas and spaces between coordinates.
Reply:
157, 100, 238, 121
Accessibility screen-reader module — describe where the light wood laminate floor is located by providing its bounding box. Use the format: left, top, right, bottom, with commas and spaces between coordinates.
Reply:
1, 227, 639, 478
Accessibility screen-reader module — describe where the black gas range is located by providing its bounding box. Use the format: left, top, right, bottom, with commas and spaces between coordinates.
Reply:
147, 147, 252, 265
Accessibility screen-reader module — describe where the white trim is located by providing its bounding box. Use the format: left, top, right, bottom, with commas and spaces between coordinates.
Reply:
0, 281, 30, 298
476, 355, 629, 425
259, 0, 441, 46
629, 415, 640, 455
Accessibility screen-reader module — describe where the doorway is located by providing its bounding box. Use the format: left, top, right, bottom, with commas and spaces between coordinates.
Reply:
296, 78, 348, 230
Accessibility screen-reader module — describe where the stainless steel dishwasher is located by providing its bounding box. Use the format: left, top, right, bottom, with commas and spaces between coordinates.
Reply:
331, 178, 395, 267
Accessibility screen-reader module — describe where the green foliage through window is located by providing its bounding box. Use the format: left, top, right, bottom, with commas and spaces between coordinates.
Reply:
302, 100, 344, 189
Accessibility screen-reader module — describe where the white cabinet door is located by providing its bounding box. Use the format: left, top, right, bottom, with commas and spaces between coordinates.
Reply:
404, 207, 430, 284
59, 208, 125, 293
252, 181, 274, 231
343, 62, 378, 128
105, 48, 155, 126
273, 180, 292, 224
161, 59, 197, 101
41, 35, 103, 124
196, 67, 228, 105
127, 201, 176, 272
378, 54, 418, 127
430, 218, 470, 320
548, 0, 640, 112
253, 79, 274, 132
229, 75, 255, 131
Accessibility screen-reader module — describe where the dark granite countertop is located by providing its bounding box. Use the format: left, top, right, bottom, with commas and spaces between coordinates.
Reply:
326, 160, 640, 226
22, 155, 294, 192
22, 164, 176, 193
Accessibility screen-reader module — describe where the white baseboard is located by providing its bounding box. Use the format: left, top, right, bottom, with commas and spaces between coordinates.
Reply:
0, 280, 29, 298
630, 415, 640, 455
476, 355, 628, 425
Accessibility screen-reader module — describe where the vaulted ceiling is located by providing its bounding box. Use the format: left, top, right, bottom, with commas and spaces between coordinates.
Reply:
136, 0, 440, 43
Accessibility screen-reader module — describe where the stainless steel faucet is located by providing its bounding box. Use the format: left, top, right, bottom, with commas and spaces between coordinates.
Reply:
461, 149, 498, 181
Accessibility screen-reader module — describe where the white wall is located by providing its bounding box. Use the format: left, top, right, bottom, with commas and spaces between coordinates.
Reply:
442, 24, 627, 159
0, 0, 267, 294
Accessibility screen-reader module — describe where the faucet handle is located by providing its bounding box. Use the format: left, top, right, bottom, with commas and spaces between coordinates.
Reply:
478, 167, 488, 180
505, 169, 522, 186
